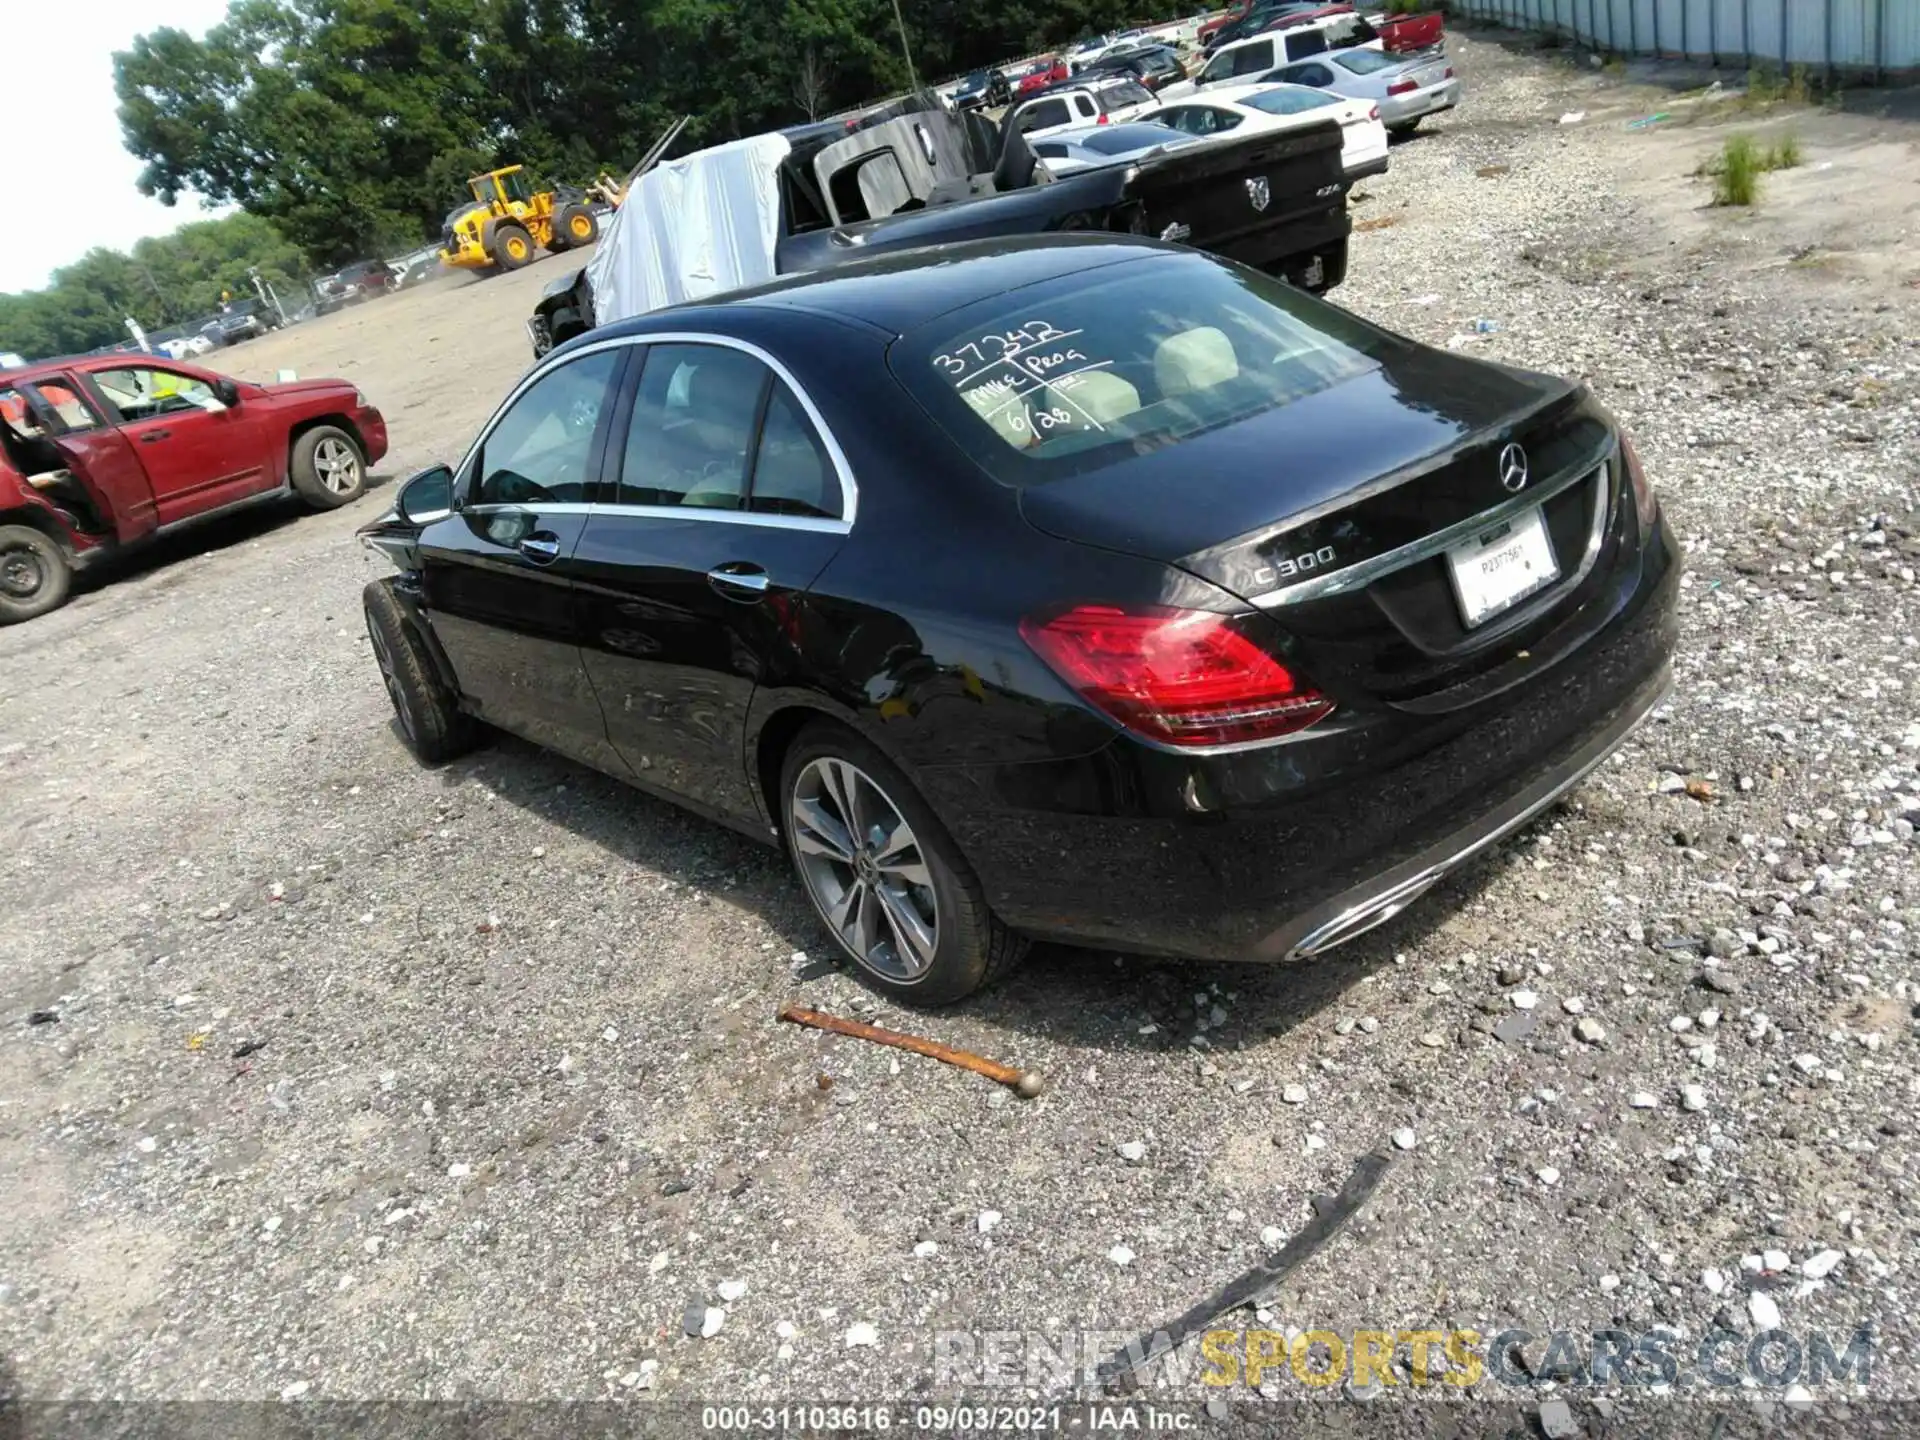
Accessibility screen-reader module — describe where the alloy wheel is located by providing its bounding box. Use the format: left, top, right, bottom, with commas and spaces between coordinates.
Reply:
315, 437, 362, 494
790, 757, 939, 982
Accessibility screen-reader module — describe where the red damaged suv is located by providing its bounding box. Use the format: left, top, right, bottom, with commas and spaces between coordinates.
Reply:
0, 354, 387, 623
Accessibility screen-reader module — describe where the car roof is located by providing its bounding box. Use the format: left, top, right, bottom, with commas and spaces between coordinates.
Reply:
1046, 120, 1190, 149
1202, 80, 1341, 106
602, 236, 1186, 339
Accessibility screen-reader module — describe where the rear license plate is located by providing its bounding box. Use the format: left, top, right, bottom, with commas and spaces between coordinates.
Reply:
1446, 505, 1559, 628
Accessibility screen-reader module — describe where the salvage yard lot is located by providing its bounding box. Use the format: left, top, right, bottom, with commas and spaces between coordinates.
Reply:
4, 31, 1918, 1418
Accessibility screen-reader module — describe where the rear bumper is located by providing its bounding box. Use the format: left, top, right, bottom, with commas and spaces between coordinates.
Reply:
921, 516, 1679, 961
1346, 153, 1390, 183
1382, 79, 1459, 127
1259, 662, 1669, 960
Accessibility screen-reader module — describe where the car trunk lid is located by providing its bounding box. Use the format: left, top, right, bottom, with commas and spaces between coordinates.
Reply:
1018, 361, 1620, 712
1119, 120, 1347, 260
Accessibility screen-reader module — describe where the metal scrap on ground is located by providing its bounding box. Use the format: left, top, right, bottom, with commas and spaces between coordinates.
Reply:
777, 1002, 1046, 1098
1095, 1146, 1397, 1393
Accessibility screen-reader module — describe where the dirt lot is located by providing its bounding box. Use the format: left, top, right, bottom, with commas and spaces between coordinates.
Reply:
4, 31, 1918, 1427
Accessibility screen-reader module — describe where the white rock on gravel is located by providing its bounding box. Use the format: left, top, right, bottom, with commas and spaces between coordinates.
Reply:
1282, 1084, 1309, 1105
913, 1240, 939, 1258
1538, 1398, 1578, 1440
1390, 1127, 1417, 1151
1108, 1244, 1135, 1267
977, 1210, 1002, 1234
717, 1279, 748, 1303
1536, 1166, 1561, 1186
1803, 1249, 1845, 1280
1117, 1141, 1146, 1163
844, 1322, 879, 1348
1749, 1292, 1783, 1330
1510, 989, 1539, 1010
1681, 1085, 1708, 1112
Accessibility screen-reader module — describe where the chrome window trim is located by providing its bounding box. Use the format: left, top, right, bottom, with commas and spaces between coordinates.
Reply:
455, 330, 858, 535
461, 500, 848, 535
1250, 449, 1611, 611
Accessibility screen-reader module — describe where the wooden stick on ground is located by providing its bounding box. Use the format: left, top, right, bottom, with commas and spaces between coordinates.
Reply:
777, 1002, 1045, 1098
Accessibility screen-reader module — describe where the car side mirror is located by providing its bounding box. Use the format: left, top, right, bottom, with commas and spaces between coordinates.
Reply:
396, 464, 455, 525
213, 378, 240, 407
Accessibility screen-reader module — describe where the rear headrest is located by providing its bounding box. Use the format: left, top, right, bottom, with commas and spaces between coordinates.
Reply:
1048, 370, 1141, 429
1154, 326, 1239, 397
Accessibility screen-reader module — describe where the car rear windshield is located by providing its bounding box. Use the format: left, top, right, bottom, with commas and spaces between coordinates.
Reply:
894, 251, 1389, 486
1099, 80, 1156, 108
1333, 48, 1399, 73
1077, 122, 1188, 155
1240, 85, 1338, 115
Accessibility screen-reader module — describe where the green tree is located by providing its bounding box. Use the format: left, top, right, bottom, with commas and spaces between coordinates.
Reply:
109, 0, 1201, 276
0, 213, 310, 360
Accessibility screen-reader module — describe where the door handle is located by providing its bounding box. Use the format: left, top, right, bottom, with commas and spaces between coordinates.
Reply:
517, 533, 562, 563
707, 564, 770, 601
139, 430, 172, 444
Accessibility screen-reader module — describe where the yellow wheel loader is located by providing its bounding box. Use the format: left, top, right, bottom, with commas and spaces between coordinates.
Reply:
438, 166, 601, 273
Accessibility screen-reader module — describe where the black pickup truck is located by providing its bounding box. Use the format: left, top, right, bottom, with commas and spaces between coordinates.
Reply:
528, 101, 1350, 357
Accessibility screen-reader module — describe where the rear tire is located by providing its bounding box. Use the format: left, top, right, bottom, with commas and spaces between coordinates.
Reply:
289, 425, 367, 508
492, 221, 535, 271
363, 579, 477, 764
0, 525, 72, 625
554, 204, 599, 251
1388, 118, 1421, 137
780, 722, 1027, 1006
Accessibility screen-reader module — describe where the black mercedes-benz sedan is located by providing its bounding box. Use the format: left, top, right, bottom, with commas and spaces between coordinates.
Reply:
359, 236, 1678, 1004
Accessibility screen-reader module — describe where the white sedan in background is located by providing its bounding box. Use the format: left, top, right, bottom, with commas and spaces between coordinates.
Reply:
1028, 121, 1199, 175
1269, 46, 1460, 134
1149, 82, 1389, 184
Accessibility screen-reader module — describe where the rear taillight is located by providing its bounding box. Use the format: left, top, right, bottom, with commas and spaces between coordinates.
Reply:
1387, 77, 1417, 95
1621, 432, 1659, 529
1444, 65, 1455, 77
1368, 104, 1380, 120
1021, 604, 1334, 748
1097, 112, 1110, 124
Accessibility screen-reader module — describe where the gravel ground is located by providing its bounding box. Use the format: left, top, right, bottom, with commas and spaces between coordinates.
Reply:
3, 30, 1917, 1430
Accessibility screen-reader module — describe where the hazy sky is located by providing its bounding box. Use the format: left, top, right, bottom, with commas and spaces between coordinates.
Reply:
0, 0, 238, 295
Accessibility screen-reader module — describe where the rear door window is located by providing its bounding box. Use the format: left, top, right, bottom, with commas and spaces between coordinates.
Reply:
1284, 28, 1330, 59
1232, 40, 1277, 75
1020, 98, 1073, 131
749, 384, 842, 520
1101, 81, 1156, 111
618, 344, 767, 510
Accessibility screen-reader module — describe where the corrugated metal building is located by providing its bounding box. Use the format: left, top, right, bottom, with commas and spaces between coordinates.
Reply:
1450, 0, 1919, 78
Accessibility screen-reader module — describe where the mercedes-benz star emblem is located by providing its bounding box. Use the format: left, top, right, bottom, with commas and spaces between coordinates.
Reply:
1498, 442, 1530, 493
1245, 176, 1270, 212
